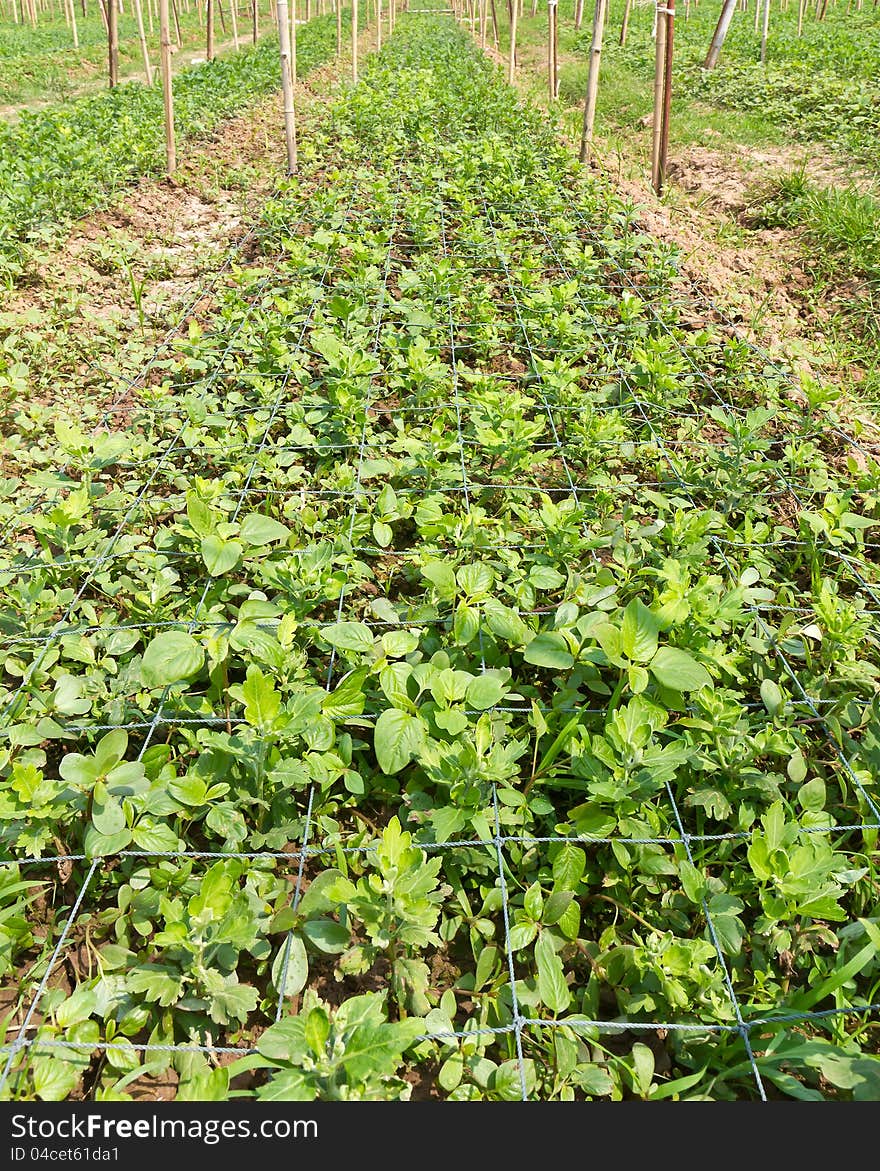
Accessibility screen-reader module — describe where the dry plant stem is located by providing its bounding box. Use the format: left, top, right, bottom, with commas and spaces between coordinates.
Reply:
160, 0, 176, 174
579, 0, 607, 161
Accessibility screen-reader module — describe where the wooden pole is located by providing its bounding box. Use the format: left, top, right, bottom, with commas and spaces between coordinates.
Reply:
549, 0, 559, 98
703, 0, 737, 67
352, 0, 358, 79
579, 0, 606, 160
377, 0, 382, 46
276, 0, 297, 172
207, 0, 214, 56
67, 0, 79, 45
229, 0, 239, 43
507, 0, 517, 82
335, 0, 341, 51
650, 0, 666, 191
656, 0, 674, 194
132, 0, 152, 80
574, 0, 583, 26
290, 0, 296, 78
619, 0, 630, 43
252, 0, 258, 40
759, 0, 769, 59
216, 0, 227, 33
171, 0, 182, 44
108, 0, 119, 85
796, 0, 804, 31
159, 0, 176, 174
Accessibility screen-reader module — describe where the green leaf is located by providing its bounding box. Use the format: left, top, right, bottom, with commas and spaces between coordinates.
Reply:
304, 1007, 330, 1059
535, 933, 570, 1014
272, 935, 308, 997
32, 1058, 81, 1102
621, 599, 661, 663
649, 646, 712, 693
200, 535, 242, 576
466, 673, 508, 711
302, 919, 350, 954
524, 631, 574, 670
760, 678, 784, 717
552, 845, 586, 892
91, 781, 126, 836
240, 513, 291, 546
491, 1058, 536, 1100
323, 621, 375, 654
374, 709, 426, 775
241, 666, 281, 730
141, 631, 204, 688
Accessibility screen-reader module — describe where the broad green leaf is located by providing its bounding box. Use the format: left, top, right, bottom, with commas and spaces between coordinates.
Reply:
272, 936, 308, 998
200, 535, 242, 576
323, 621, 374, 655
649, 646, 712, 693
524, 631, 574, 670
466, 673, 507, 711
240, 513, 291, 546
304, 1008, 330, 1060
621, 599, 661, 663
374, 709, 426, 775
760, 678, 784, 716
141, 631, 203, 688
535, 933, 571, 1014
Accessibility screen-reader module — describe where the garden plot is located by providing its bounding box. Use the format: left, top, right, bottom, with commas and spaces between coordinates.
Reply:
1, 14, 879, 1101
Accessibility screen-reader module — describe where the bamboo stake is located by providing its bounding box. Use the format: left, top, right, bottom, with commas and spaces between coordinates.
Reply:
207, 0, 214, 56
377, 0, 382, 47
579, 0, 606, 161
657, 0, 674, 193
133, 0, 152, 80
352, 0, 358, 80
650, 0, 666, 191
276, 0, 297, 172
67, 0, 79, 45
335, 0, 341, 52
294, 0, 302, 81
147, 0, 154, 34
550, 0, 559, 98
171, 0, 182, 44
97, 0, 107, 31
252, 0, 258, 40
217, 0, 227, 33
507, 0, 517, 82
159, 0, 176, 174
108, 0, 119, 85
759, 0, 769, 60
574, 0, 583, 27
703, 0, 736, 68
619, 0, 630, 44
229, 0, 239, 43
